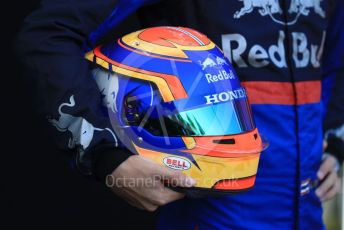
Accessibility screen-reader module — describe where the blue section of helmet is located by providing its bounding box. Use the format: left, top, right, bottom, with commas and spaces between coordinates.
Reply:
100, 41, 242, 97
130, 126, 186, 149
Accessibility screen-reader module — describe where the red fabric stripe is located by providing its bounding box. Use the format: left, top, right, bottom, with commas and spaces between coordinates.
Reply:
242, 81, 321, 105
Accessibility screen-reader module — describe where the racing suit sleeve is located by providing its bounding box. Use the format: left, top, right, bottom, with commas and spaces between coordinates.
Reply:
322, 0, 344, 163
15, 0, 133, 181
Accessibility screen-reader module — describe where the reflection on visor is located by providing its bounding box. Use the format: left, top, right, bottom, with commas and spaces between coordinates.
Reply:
122, 85, 255, 137
143, 99, 255, 136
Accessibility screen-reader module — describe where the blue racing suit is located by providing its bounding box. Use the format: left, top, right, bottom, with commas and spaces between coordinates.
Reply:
16, 0, 344, 229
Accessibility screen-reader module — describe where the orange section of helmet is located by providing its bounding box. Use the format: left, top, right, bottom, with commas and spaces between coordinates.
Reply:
182, 128, 263, 157
118, 39, 192, 63
213, 175, 256, 190
93, 47, 188, 101
181, 137, 197, 149
138, 27, 210, 47
179, 27, 211, 45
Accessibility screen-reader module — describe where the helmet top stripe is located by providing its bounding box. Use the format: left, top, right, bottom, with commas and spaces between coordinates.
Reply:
167, 27, 206, 46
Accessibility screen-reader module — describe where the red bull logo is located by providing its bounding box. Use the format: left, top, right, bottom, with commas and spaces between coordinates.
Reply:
199, 57, 217, 70
289, 0, 325, 18
205, 70, 236, 84
234, 0, 282, 19
222, 30, 326, 69
198, 55, 235, 83
198, 55, 229, 70
234, 0, 325, 25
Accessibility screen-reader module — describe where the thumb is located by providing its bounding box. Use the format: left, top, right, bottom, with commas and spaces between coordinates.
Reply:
323, 140, 328, 151
155, 164, 196, 188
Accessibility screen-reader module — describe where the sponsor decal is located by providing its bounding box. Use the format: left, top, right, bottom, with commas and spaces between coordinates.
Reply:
205, 88, 247, 105
199, 57, 217, 70
234, 0, 282, 19
289, 0, 325, 18
198, 55, 236, 83
300, 179, 311, 196
205, 70, 236, 84
233, 0, 325, 25
222, 30, 326, 69
198, 55, 229, 70
163, 156, 191, 170
48, 95, 118, 150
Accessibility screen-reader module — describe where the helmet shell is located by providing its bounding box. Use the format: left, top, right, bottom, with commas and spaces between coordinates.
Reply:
87, 27, 267, 194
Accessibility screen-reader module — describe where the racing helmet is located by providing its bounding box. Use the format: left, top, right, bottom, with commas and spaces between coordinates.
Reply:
86, 26, 268, 196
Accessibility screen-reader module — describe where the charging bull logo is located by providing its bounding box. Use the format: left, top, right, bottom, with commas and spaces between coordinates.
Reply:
92, 68, 119, 113
216, 57, 229, 65
234, 0, 325, 25
234, 0, 282, 18
48, 95, 117, 150
199, 55, 229, 70
289, 0, 325, 18
199, 57, 217, 70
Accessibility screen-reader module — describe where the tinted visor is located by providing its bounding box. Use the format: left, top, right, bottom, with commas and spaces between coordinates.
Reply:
123, 85, 255, 137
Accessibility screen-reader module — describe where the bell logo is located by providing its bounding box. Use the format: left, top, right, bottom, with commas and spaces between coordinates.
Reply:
163, 156, 191, 170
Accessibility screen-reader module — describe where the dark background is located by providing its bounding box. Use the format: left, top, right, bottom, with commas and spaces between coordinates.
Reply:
4, 1, 157, 229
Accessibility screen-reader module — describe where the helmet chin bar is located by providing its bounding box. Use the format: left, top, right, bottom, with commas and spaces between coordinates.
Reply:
128, 128, 264, 195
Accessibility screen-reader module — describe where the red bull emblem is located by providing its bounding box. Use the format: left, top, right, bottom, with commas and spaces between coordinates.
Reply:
233, 0, 325, 25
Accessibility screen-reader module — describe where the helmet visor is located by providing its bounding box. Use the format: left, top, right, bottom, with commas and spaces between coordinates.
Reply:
123, 86, 255, 137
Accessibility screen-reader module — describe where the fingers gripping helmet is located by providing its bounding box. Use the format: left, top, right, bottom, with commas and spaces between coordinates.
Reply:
86, 27, 267, 195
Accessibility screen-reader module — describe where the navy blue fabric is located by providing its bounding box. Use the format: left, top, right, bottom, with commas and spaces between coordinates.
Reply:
322, 0, 344, 131
87, 0, 160, 49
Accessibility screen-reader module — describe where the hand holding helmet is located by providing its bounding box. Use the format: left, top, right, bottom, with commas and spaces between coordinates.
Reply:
106, 155, 196, 211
